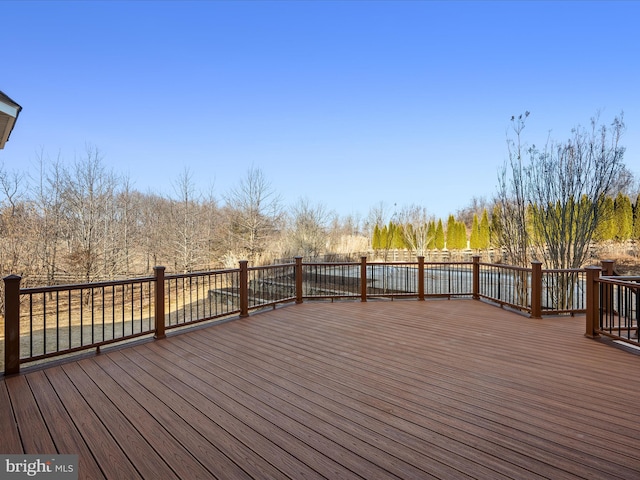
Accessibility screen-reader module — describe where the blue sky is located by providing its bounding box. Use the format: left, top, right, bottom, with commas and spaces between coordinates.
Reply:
2, 1, 639, 221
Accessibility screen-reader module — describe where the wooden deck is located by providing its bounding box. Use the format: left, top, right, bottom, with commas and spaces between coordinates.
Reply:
2, 299, 640, 479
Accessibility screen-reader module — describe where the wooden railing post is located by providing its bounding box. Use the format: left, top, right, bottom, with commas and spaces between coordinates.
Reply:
601, 259, 615, 276
600, 260, 614, 316
530, 261, 543, 319
239, 260, 249, 317
585, 266, 602, 338
154, 266, 166, 339
472, 256, 480, 300
360, 256, 367, 302
3, 274, 22, 375
295, 256, 303, 304
418, 256, 425, 301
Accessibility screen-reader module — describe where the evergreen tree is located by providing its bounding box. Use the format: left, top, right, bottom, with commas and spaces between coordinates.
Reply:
633, 194, 640, 239
470, 214, 480, 249
372, 224, 381, 250
455, 220, 468, 249
445, 215, 456, 249
528, 203, 544, 244
594, 196, 616, 241
446, 215, 467, 250
380, 225, 390, 250
479, 209, 490, 249
614, 192, 633, 241
392, 223, 406, 249
427, 220, 436, 249
387, 221, 396, 249
435, 219, 445, 249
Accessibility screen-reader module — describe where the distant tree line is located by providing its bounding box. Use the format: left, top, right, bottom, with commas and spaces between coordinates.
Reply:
371, 190, 640, 258
371, 210, 491, 254
0, 149, 369, 296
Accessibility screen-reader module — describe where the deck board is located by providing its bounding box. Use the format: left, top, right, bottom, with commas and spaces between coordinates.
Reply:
44, 364, 144, 479
60, 362, 179, 479
175, 327, 524, 480
5, 375, 57, 454
76, 358, 215, 480
26, 370, 105, 479
152, 337, 427, 479
120, 346, 336, 480
138, 341, 375, 479
0, 380, 23, 454
3, 299, 640, 479
88, 353, 255, 480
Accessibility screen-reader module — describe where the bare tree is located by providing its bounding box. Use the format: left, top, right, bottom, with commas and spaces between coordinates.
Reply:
396, 204, 433, 256
139, 192, 170, 272
201, 184, 222, 270
497, 112, 627, 309
0, 164, 36, 277
0, 162, 25, 217
111, 175, 140, 276
170, 168, 207, 273
31, 150, 66, 285
366, 201, 389, 235
326, 213, 368, 256
285, 197, 332, 258
456, 196, 490, 229
62, 146, 118, 282
223, 166, 282, 264
527, 114, 626, 270
496, 112, 531, 268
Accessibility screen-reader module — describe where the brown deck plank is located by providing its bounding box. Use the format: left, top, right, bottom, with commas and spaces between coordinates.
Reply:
234, 308, 640, 458
119, 345, 344, 480
293, 304, 637, 468
151, 336, 434, 479
77, 357, 220, 480
233, 304, 639, 478
0, 380, 23, 453
137, 341, 379, 479
59, 362, 180, 479
25, 370, 105, 479
172, 328, 535, 479
44, 365, 143, 479
2, 299, 640, 480
89, 352, 255, 480
183, 323, 554, 479
5, 375, 57, 454
188, 312, 588, 479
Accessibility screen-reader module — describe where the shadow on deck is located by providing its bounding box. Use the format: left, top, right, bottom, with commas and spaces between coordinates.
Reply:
2, 299, 639, 479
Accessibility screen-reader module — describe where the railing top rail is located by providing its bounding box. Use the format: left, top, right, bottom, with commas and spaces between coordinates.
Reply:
248, 263, 296, 272
301, 261, 360, 267
19, 275, 156, 294
301, 260, 474, 268
166, 268, 239, 280
598, 275, 640, 286
602, 274, 640, 281
421, 261, 473, 266
366, 261, 420, 266
541, 268, 585, 274
479, 262, 531, 272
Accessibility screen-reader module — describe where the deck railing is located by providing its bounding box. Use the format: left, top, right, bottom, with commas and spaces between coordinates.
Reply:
585, 266, 640, 347
3, 275, 157, 371
1, 256, 627, 374
477, 262, 533, 311
163, 267, 242, 328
